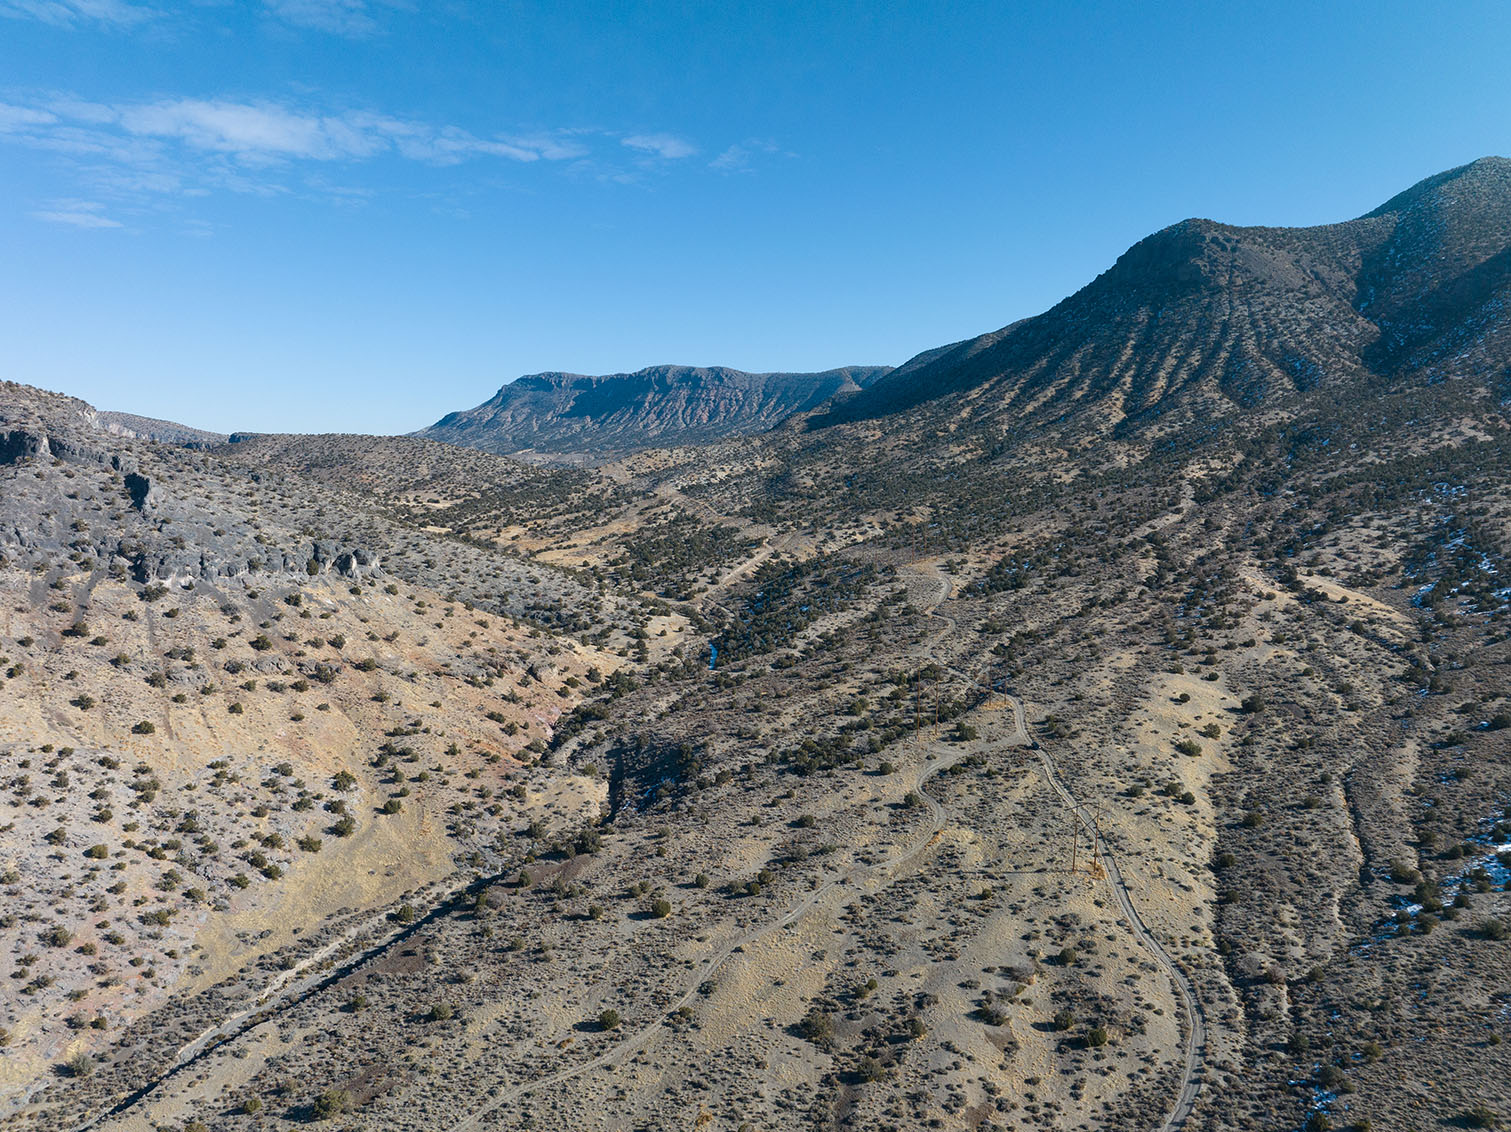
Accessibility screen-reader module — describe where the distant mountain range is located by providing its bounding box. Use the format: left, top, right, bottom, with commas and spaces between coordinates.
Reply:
415, 364, 892, 459
814, 156, 1511, 440
87, 157, 1511, 472
415, 159, 1511, 464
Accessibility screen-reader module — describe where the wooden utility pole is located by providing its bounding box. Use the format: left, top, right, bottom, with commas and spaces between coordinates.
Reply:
1069, 816, 1079, 875
1090, 804, 1107, 880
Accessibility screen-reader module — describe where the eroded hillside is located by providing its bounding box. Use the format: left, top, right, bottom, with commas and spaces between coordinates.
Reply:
5, 158, 1511, 1132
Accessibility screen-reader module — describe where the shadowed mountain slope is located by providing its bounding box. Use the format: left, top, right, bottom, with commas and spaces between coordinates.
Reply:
815, 157, 1511, 438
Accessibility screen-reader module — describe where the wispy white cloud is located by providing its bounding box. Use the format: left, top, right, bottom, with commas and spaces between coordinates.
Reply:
3, 0, 409, 34
263, 0, 379, 35
710, 138, 792, 173
2, 92, 718, 221
2, 97, 590, 170
0, 102, 60, 130
622, 133, 697, 160
711, 141, 765, 172
115, 99, 389, 161
508, 131, 592, 162
0, 0, 156, 27
31, 198, 123, 227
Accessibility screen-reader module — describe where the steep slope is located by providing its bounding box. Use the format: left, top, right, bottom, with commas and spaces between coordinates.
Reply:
0, 382, 623, 1097
817, 156, 1511, 439
418, 364, 891, 459
95, 411, 228, 449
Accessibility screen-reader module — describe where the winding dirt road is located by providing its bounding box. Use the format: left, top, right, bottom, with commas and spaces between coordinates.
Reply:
448, 565, 1019, 1130
75, 552, 1203, 1132
906, 562, 1204, 1131
1027, 715, 1207, 1132
453, 560, 1204, 1132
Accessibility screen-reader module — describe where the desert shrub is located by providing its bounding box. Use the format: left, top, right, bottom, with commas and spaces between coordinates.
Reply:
798, 1008, 833, 1042
976, 1001, 1010, 1025
312, 1089, 350, 1119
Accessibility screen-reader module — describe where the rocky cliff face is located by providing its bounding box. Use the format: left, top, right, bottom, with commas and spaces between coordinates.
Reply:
0, 383, 620, 632
416, 364, 891, 459
95, 410, 228, 449
0, 384, 379, 589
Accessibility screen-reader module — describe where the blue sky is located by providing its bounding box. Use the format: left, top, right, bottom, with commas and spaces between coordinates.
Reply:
2, 1, 1509, 434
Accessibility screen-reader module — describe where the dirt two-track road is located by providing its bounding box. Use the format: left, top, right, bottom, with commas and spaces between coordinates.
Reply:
450, 562, 1205, 1132
76, 559, 1204, 1132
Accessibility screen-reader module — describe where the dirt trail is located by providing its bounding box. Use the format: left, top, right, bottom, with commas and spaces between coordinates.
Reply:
912, 560, 1205, 1132
72, 866, 501, 1132
446, 561, 1024, 1130
1023, 703, 1207, 1132
77, 558, 1203, 1132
